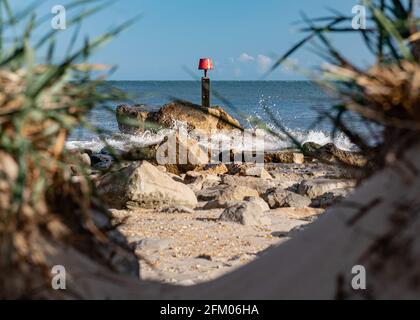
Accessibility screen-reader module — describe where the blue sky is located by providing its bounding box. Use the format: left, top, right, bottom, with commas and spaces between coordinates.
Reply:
12, 0, 372, 80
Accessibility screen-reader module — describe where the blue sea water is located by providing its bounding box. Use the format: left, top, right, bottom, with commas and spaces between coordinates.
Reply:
68, 81, 365, 152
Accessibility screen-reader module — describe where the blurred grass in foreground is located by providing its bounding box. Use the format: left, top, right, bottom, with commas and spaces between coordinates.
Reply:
0, 0, 140, 298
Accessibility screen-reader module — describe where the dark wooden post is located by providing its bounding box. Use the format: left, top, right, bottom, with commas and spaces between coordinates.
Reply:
201, 77, 210, 109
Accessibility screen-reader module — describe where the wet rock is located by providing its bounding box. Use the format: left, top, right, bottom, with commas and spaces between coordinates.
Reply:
152, 101, 242, 133
219, 202, 271, 226
302, 142, 322, 154
297, 178, 356, 199
309, 143, 367, 167
263, 189, 311, 209
116, 104, 155, 134
97, 161, 198, 209
120, 144, 159, 161
90, 153, 114, 170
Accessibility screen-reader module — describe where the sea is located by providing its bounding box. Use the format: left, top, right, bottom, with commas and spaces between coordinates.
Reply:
67, 81, 370, 153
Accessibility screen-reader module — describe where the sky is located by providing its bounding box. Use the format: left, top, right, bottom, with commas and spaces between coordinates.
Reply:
11, 0, 374, 80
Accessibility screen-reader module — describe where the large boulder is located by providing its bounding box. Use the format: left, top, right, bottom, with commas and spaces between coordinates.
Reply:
97, 161, 198, 209
153, 101, 242, 132
116, 101, 242, 135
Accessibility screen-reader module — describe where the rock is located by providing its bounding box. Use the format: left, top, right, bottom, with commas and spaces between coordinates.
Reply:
219, 202, 271, 226
116, 104, 155, 134
156, 132, 209, 175
132, 238, 174, 251
244, 196, 270, 211
243, 166, 272, 179
120, 144, 159, 161
201, 163, 228, 175
184, 171, 221, 193
202, 200, 238, 210
97, 161, 198, 209
222, 175, 278, 196
297, 178, 356, 199
184, 171, 221, 185
90, 153, 114, 170
157, 165, 167, 173
225, 163, 249, 175
264, 152, 304, 164
196, 185, 227, 201
202, 196, 269, 211
217, 185, 259, 202
309, 143, 367, 167
302, 142, 322, 154
196, 185, 259, 202
311, 188, 352, 208
263, 189, 311, 209
152, 101, 242, 133
161, 205, 194, 214
269, 207, 324, 220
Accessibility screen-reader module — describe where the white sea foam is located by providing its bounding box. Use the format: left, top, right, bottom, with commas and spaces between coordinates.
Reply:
66, 127, 356, 153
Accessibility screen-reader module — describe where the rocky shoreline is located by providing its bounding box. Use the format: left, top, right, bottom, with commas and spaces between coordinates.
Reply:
68, 102, 364, 285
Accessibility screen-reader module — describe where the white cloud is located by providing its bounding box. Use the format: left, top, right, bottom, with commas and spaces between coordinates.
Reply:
238, 53, 255, 63
257, 54, 272, 74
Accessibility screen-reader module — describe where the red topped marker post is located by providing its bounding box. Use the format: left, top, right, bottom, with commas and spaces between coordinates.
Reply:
198, 58, 213, 109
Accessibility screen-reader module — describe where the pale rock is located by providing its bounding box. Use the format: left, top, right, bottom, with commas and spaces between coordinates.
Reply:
219, 202, 271, 226
243, 196, 270, 212
243, 166, 272, 179
97, 161, 198, 209
222, 175, 277, 196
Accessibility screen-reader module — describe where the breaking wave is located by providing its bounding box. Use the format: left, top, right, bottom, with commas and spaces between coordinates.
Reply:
65, 126, 356, 153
